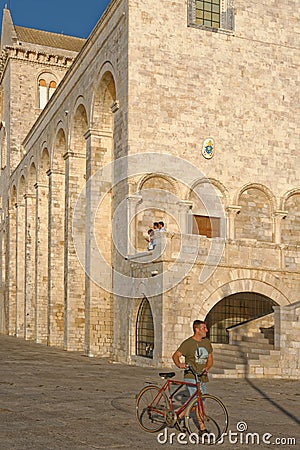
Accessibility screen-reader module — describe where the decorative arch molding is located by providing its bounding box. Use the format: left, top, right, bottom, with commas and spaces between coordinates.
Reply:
70, 100, 89, 153
93, 61, 118, 99
91, 63, 117, 129
52, 123, 67, 169
137, 173, 179, 196
195, 271, 290, 319
234, 183, 277, 212
27, 162, 37, 193
281, 188, 300, 210
36, 68, 58, 82
187, 177, 230, 208
72, 95, 90, 123
17, 175, 26, 204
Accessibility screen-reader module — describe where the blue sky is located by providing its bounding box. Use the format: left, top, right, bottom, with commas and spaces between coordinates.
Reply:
0, 0, 111, 38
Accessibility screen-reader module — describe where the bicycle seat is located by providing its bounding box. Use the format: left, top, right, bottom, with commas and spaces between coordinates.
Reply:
159, 372, 176, 379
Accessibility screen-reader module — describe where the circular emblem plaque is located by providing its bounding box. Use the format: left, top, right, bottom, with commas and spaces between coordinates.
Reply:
202, 138, 215, 159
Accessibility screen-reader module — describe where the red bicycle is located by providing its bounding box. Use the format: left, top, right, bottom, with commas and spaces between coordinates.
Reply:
136, 365, 228, 443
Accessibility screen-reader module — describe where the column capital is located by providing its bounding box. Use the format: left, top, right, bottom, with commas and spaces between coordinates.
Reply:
46, 169, 64, 177
24, 193, 35, 200
177, 200, 193, 210
34, 182, 48, 190
83, 128, 113, 140
226, 205, 241, 216
63, 150, 86, 160
127, 194, 143, 205
273, 210, 288, 220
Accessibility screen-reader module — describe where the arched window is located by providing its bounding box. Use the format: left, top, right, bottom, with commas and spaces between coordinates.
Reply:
136, 297, 154, 358
205, 292, 277, 343
38, 75, 57, 109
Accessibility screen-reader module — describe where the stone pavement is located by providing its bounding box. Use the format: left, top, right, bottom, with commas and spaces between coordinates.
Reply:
0, 335, 299, 450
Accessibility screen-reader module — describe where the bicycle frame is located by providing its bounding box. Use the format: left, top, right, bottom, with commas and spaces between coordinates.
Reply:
148, 377, 203, 420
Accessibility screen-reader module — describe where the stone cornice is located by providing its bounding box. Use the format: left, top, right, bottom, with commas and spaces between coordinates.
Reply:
5, 45, 74, 66
0, 45, 75, 82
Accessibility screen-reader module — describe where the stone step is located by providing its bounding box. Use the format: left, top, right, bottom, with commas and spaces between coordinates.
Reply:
213, 346, 271, 357
231, 340, 273, 350
238, 334, 271, 343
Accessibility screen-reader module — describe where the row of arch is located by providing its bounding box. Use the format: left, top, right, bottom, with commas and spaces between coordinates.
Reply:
138, 173, 300, 212
1, 69, 118, 353
135, 173, 300, 245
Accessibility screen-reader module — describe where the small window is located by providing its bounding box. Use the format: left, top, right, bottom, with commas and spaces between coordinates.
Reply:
192, 215, 220, 237
38, 76, 57, 109
136, 297, 154, 358
188, 0, 234, 32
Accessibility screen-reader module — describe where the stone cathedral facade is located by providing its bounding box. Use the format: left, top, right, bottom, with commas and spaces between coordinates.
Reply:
0, 1, 299, 378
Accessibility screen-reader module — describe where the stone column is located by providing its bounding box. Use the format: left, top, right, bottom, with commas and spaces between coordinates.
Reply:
1, 212, 9, 334
63, 150, 86, 351
34, 182, 48, 343
177, 200, 193, 234
0, 214, 4, 333
16, 202, 25, 337
24, 193, 36, 340
226, 205, 241, 240
8, 203, 17, 335
47, 169, 65, 347
84, 129, 113, 357
273, 210, 288, 244
127, 194, 143, 254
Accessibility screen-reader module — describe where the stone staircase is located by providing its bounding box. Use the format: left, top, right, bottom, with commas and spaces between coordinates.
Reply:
210, 314, 282, 378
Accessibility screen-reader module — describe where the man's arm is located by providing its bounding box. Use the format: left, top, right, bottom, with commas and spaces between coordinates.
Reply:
206, 353, 213, 371
172, 350, 186, 370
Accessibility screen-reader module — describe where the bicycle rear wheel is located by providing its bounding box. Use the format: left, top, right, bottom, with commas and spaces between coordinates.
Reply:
184, 394, 228, 444
136, 385, 169, 433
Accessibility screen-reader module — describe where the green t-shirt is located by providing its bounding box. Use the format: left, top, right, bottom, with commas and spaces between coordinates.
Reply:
177, 336, 213, 381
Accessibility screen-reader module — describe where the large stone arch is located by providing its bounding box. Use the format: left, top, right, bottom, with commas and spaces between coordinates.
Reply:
235, 183, 275, 242
195, 272, 290, 320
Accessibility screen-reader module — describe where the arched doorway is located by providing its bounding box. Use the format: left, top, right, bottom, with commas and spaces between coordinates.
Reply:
136, 297, 154, 358
205, 292, 277, 343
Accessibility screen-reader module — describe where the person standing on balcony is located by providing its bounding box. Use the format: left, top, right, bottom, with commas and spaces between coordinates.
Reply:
158, 221, 166, 231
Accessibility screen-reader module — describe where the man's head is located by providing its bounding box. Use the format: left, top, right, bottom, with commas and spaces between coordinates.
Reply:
153, 222, 159, 229
193, 320, 208, 338
158, 221, 164, 229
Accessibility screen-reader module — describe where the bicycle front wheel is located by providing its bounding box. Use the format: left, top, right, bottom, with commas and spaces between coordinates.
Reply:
136, 385, 169, 433
184, 394, 228, 443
